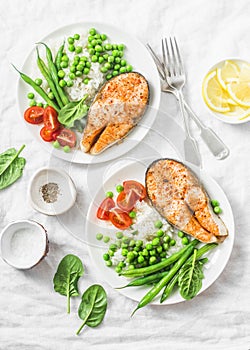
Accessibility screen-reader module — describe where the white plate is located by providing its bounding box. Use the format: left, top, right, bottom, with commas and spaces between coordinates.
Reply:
86, 160, 235, 305
17, 22, 161, 164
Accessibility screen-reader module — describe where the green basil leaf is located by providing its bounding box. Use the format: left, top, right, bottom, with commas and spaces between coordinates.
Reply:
0, 145, 26, 190
178, 250, 205, 300
76, 284, 107, 335
58, 94, 88, 128
53, 254, 84, 314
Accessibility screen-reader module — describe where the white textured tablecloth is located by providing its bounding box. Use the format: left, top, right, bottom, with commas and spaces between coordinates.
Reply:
1, 1, 250, 349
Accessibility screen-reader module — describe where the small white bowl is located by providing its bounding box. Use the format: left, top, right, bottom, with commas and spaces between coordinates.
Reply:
201, 58, 250, 124
28, 167, 77, 216
0, 220, 49, 270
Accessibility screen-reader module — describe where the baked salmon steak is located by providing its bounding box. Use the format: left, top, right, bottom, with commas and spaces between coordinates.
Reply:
145, 159, 228, 243
81, 72, 149, 155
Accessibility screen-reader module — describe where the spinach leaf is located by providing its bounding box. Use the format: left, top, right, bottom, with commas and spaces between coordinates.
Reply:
58, 94, 89, 128
76, 284, 107, 335
53, 254, 84, 314
0, 145, 26, 190
178, 249, 205, 300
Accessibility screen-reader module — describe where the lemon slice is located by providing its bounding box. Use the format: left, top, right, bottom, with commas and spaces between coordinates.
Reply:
202, 70, 231, 113
238, 63, 250, 82
216, 60, 240, 90
227, 82, 250, 107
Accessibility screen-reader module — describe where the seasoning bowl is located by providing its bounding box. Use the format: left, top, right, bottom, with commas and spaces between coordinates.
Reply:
0, 220, 49, 270
28, 167, 77, 216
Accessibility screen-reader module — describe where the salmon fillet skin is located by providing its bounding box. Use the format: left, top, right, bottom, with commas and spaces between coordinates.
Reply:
81, 72, 149, 155
145, 159, 228, 243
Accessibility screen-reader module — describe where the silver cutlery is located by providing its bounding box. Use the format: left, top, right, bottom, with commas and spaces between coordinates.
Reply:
146, 42, 230, 161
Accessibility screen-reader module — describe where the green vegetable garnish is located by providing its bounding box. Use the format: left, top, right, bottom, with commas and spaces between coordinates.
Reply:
58, 94, 88, 128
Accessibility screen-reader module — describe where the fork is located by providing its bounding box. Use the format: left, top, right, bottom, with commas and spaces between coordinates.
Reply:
146, 43, 230, 160
161, 37, 201, 166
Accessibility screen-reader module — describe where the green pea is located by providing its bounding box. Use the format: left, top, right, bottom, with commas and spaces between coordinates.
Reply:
95, 44, 103, 52
127, 251, 135, 261
156, 229, 164, 237
149, 256, 157, 265
96, 233, 103, 241
146, 243, 153, 250
63, 145, 71, 153
129, 239, 136, 247
85, 61, 91, 68
182, 237, 189, 245
170, 239, 176, 246
91, 55, 98, 63
106, 260, 112, 267
89, 28, 96, 36
112, 70, 119, 76
35, 78, 42, 86
59, 79, 67, 87
138, 255, 145, 264
89, 48, 95, 55
142, 248, 149, 257
29, 100, 36, 106
76, 64, 84, 71
115, 57, 121, 63
112, 44, 118, 50
118, 261, 125, 268
67, 37, 74, 44
101, 66, 108, 73
128, 264, 135, 270
75, 46, 82, 54
96, 39, 103, 45
103, 62, 111, 70
126, 64, 133, 72
68, 73, 75, 80
70, 66, 76, 73
118, 44, 125, 51
122, 248, 128, 256
66, 80, 74, 87
48, 92, 54, 100
53, 140, 60, 149
118, 51, 124, 58
75, 70, 82, 77
149, 249, 156, 256
103, 253, 110, 261
157, 246, 163, 254
120, 59, 127, 67
103, 236, 110, 243
120, 67, 126, 73
160, 252, 166, 258
61, 55, 69, 62
101, 34, 107, 41
116, 184, 124, 193
116, 231, 123, 239
121, 242, 128, 249
129, 211, 136, 218
112, 49, 119, 57
163, 243, 169, 251
80, 56, 88, 61
68, 44, 75, 52
83, 78, 89, 85
133, 247, 140, 252
105, 191, 114, 199
58, 70, 65, 78
74, 33, 80, 40
37, 102, 43, 107
60, 61, 68, 69
163, 235, 170, 243
211, 199, 220, 207
136, 240, 143, 247
82, 67, 89, 75
109, 243, 117, 251
154, 220, 163, 229
214, 206, 222, 214
107, 56, 114, 64
114, 64, 121, 70
98, 56, 104, 64
94, 33, 101, 39
115, 266, 122, 273
122, 237, 130, 244
178, 231, 184, 238
75, 56, 81, 63
103, 53, 109, 60
27, 92, 34, 99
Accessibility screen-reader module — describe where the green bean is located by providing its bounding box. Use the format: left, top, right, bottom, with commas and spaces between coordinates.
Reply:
36, 48, 64, 108
38, 42, 69, 106
120, 239, 199, 278
131, 244, 197, 316
160, 245, 216, 303
116, 270, 170, 289
12, 64, 59, 112
55, 41, 65, 71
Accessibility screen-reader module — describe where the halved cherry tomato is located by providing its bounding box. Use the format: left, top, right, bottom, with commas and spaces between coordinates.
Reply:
40, 127, 54, 142
97, 197, 115, 220
24, 106, 44, 124
43, 106, 60, 131
109, 209, 132, 230
117, 190, 139, 212
123, 180, 146, 201
56, 128, 76, 148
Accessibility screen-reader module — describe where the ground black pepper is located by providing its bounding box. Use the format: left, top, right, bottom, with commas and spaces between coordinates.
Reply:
40, 183, 60, 203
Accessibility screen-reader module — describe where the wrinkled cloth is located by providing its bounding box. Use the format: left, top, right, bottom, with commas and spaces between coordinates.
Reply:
0, 0, 250, 349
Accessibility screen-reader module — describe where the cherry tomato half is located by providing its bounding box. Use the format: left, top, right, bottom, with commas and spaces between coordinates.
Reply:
117, 190, 139, 212
24, 106, 44, 124
56, 128, 77, 148
97, 197, 115, 221
40, 127, 54, 142
43, 106, 60, 131
109, 209, 132, 230
123, 180, 146, 201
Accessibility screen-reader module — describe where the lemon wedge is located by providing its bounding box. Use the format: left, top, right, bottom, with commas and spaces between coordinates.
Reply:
216, 60, 240, 90
225, 105, 250, 120
202, 70, 231, 113
226, 82, 250, 107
